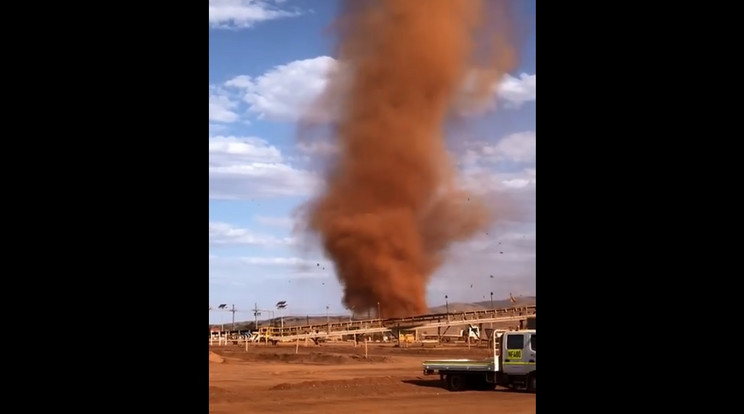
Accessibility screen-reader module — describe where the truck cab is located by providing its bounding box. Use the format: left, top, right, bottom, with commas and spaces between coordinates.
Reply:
497, 330, 536, 391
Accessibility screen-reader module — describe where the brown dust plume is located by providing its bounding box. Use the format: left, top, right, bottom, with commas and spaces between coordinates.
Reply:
304, 0, 518, 318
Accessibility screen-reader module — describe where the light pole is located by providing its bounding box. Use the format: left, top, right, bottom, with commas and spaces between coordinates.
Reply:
326, 305, 330, 334
218, 303, 227, 332
377, 302, 381, 319
276, 301, 287, 329
445, 295, 449, 314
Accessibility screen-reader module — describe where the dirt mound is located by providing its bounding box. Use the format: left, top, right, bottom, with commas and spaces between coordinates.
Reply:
348, 354, 388, 363
254, 352, 345, 364
271, 376, 402, 391
209, 351, 225, 363
241, 352, 390, 365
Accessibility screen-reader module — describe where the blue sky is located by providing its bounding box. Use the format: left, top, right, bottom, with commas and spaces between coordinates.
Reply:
208, 0, 536, 324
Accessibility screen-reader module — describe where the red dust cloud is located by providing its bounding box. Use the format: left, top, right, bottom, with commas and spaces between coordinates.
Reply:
302, 0, 519, 318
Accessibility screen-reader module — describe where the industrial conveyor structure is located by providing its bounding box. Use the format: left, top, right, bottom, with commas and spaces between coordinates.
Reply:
256, 305, 536, 343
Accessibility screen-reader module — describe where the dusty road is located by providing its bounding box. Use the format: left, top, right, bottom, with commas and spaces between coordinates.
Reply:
209, 343, 535, 414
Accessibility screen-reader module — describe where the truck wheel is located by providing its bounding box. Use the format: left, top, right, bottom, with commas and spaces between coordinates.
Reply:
527, 373, 536, 393
447, 374, 467, 392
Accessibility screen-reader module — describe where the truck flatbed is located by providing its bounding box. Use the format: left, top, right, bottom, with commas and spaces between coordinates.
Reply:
422, 357, 499, 372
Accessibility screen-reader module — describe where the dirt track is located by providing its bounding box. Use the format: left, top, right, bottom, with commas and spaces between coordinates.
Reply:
209, 343, 535, 414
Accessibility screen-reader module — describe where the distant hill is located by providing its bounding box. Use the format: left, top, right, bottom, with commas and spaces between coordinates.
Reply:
428, 296, 536, 314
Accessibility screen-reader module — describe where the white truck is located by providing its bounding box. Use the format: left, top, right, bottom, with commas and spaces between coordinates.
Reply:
424, 324, 481, 343
421, 329, 536, 392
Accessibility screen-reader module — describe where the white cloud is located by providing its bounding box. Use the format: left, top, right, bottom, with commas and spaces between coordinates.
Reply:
209, 0, 300, 29
211, 255, 332, 268
496, 73, 536, 107
225, 56, 335, 122
460, 167, 536, 197
224, 75, 253, 89
209, 86, 240, 123
209, 135, 318, 199
255, 215, 294, 228
454, 72, 537, 116
296, 139, 337, 156
492, 131, 536, 163
209, 221, 293, 246
462, 231, 536, 256
210, 163, 317, 199
239, 257, 318, 266
463, 131, 536, 165
209, 123, 229, 134
219, 56, 535, 124
209, 136, 282, 164
456, 137, 536, 225
209, 255, 335, 282
502, 178, 531, 189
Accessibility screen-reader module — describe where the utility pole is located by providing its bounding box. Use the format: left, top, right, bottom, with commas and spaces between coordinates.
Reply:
253, 303, 261, 331
377, 302, 381, 319
230, 304, 236, 330
489, 292, 494, 330
326, 305, 330, 334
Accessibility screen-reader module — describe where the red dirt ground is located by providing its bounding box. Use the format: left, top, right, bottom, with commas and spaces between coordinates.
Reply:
209, 342, 535, 414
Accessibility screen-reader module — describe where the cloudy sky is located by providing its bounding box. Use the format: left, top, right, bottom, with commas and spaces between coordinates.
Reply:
209, 0, 536, 324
